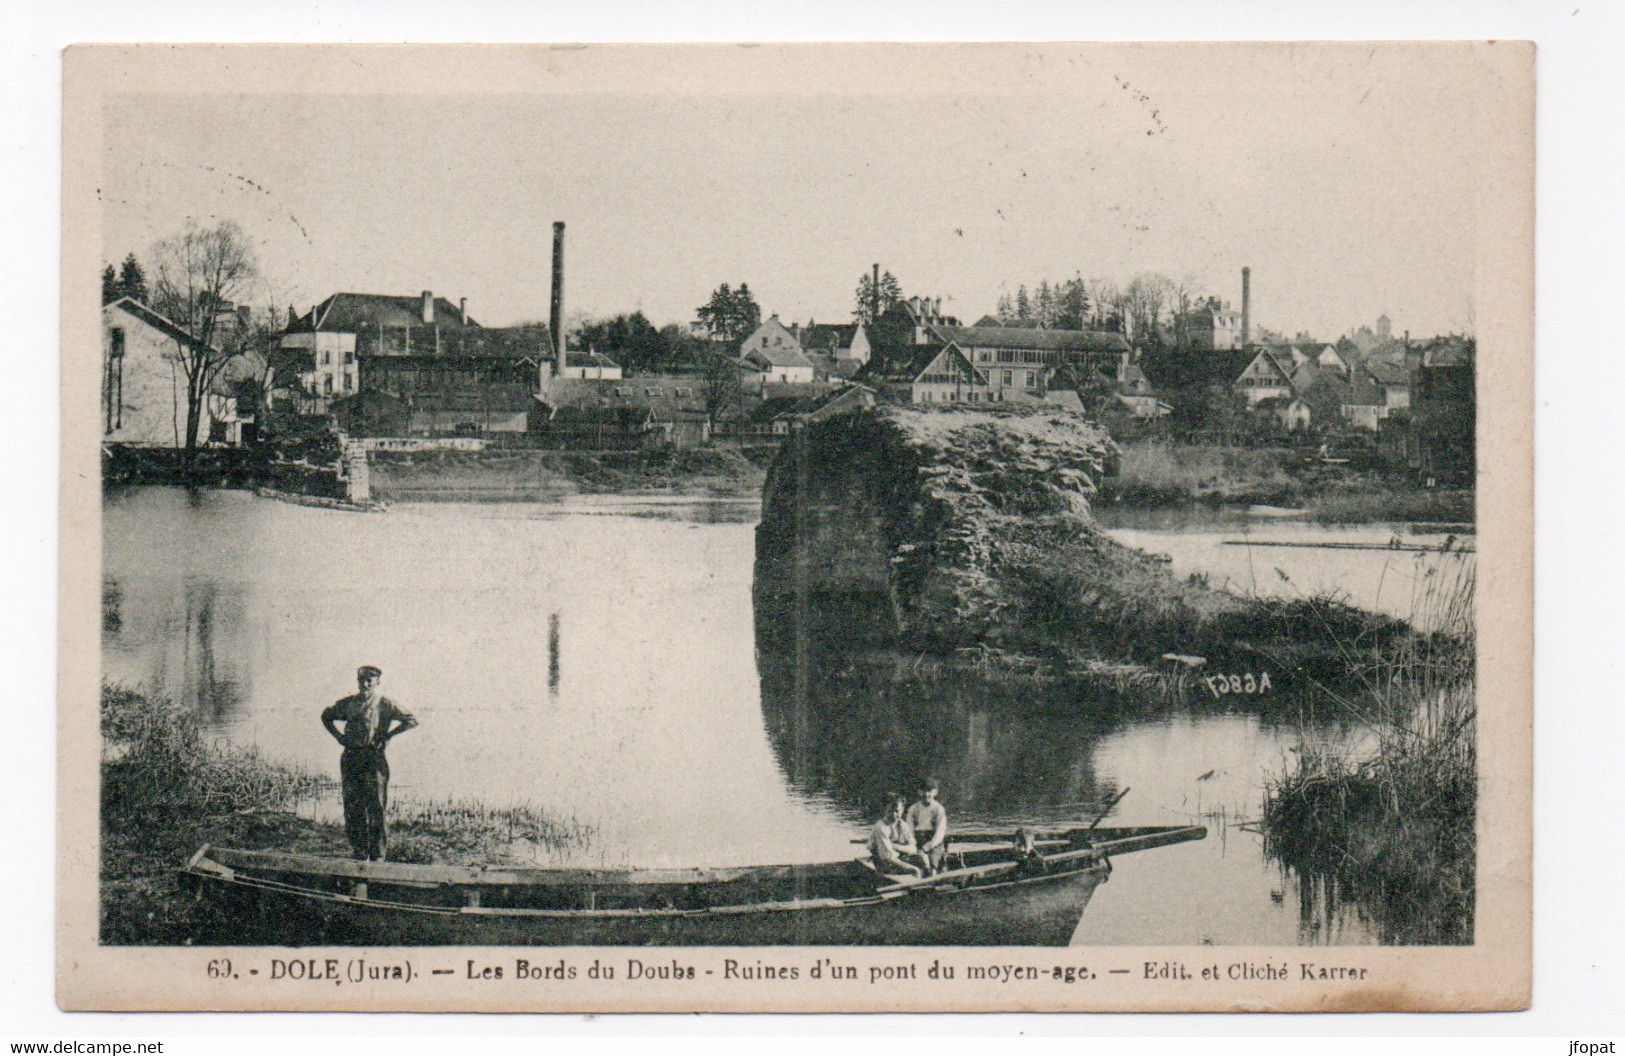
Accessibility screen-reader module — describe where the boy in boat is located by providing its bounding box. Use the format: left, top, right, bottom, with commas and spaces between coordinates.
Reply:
907, 777, 950, 876
1011, 827, 1049, 877
868, 795, 923, 878
321, 666, 417, 861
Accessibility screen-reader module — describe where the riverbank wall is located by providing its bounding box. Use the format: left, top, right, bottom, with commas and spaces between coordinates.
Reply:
102, 441, 353, 500
367, 447, 767, 501
754, 407, 1411, 702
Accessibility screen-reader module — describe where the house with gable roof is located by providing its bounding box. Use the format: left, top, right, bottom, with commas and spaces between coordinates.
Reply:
1340, 356, 1412, 430
795, 321, 872, 367
880, 341, 995, 405
739, 315, 817, 385
102, 297, 253, 448
1233, 348, 1298, 407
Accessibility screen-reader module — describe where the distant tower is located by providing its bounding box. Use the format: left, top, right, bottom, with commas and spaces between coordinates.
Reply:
1376, 313, 1392, 341
1240, 267, 1252, 348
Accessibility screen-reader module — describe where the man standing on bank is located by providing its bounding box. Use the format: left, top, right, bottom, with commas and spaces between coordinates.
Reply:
322, 665, 417, 861
907, 777, 950, 876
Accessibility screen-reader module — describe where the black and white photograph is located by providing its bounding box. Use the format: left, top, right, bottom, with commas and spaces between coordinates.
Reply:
58, 42, 1532, 1013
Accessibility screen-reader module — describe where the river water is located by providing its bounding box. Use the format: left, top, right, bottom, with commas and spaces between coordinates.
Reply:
102, 487, 1472, 946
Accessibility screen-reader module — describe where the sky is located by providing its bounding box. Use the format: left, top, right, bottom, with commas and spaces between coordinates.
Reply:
97, 44, 1504, 340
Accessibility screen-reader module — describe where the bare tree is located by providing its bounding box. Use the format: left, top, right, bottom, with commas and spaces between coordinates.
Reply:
1167, 273, 1199, 350
1084, 276, 1120, 328
149, 221, 261, 464
700, 347, 744, 430
1123, 272, 1174, 344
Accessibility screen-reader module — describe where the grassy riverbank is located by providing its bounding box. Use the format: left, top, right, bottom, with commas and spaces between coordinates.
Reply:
1099, 441, 1472, 524
100, 685, 591, 945
368, 447, 767, 501
1261, 565, 1476, 944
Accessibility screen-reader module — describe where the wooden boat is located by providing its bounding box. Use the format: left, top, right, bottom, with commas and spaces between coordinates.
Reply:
179, 824, 1205, 946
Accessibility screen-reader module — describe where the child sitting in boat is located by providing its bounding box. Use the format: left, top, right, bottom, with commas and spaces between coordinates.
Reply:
1011, 827, 1049, 877
868, 795, 924, 878
907, 777, 950, 876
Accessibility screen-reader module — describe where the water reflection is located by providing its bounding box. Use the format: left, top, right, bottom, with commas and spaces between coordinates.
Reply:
102, 573, 249, 721
754, 596, 1382, 946
103, 486, 1398, 943
757, 645, 1117, 826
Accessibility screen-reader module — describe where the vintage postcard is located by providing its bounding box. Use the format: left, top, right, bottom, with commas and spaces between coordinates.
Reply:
59, 42, 1532, 1013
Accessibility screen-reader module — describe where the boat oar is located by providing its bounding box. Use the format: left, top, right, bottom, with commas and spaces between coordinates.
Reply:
1081, 787, 1131, 836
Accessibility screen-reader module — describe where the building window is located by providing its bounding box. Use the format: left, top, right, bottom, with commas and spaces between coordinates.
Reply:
105, 328, 125, 432
344, 351, 354, 365
343, 374, 353, 392
322, 351, 331, 365
324, 376, 333, 395
1002, 370, 1013, 386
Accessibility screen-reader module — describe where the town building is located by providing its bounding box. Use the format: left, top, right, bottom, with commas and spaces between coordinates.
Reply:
289, 291, 553, 438
739, 315, 818, 384
101, 297, 249, 448
794, 321, 872, 366
879, 342, 996, 405
1233, 349, 1299, 407
283, 290, 482, 400
534, 375, 712, 450
936, 325, 1132, 400
1178, 299, 1245, 352
1342, 358, 1411, 430
559, 351, 623, 380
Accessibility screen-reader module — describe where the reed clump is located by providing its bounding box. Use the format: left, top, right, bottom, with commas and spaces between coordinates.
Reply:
1306, 487, 1473, 526
101, 683, 332, 824
1263, 560, 1476, 945
390, 797, 595, 865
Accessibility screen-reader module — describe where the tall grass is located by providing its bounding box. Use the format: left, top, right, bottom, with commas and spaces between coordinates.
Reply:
101, 684, 331, 822
1262, 560, 1476, 944
1106, 443, 1299, 506
390, 797, 596, 865
1307, 487, 1474, 526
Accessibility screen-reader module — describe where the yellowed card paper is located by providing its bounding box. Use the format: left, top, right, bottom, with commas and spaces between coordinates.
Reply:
60, 42, 1532, 1013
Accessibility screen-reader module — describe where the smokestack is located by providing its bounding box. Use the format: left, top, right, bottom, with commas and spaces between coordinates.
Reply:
421, 290, 434, 325
459, 297, 468, 325
872, 263, 880, 323
550, 222, 566, 378
1240, 267, 1251, 347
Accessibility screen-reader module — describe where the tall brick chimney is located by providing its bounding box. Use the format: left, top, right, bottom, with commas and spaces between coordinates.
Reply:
421, 290, 434, 324
550, 222, 566, 378
1240, 267, 1251, 347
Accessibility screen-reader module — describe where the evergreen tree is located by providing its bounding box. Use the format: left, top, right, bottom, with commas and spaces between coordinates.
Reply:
101, 264, 118, 305
853, 269, 904, 325
995, 293, 1015, 324
1056, 276, 1091, 330
1015, 285, 1031, 324
117, 253, 148, 303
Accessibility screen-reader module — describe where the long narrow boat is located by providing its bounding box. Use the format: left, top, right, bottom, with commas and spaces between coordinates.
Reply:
179, 825, 1204, 946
